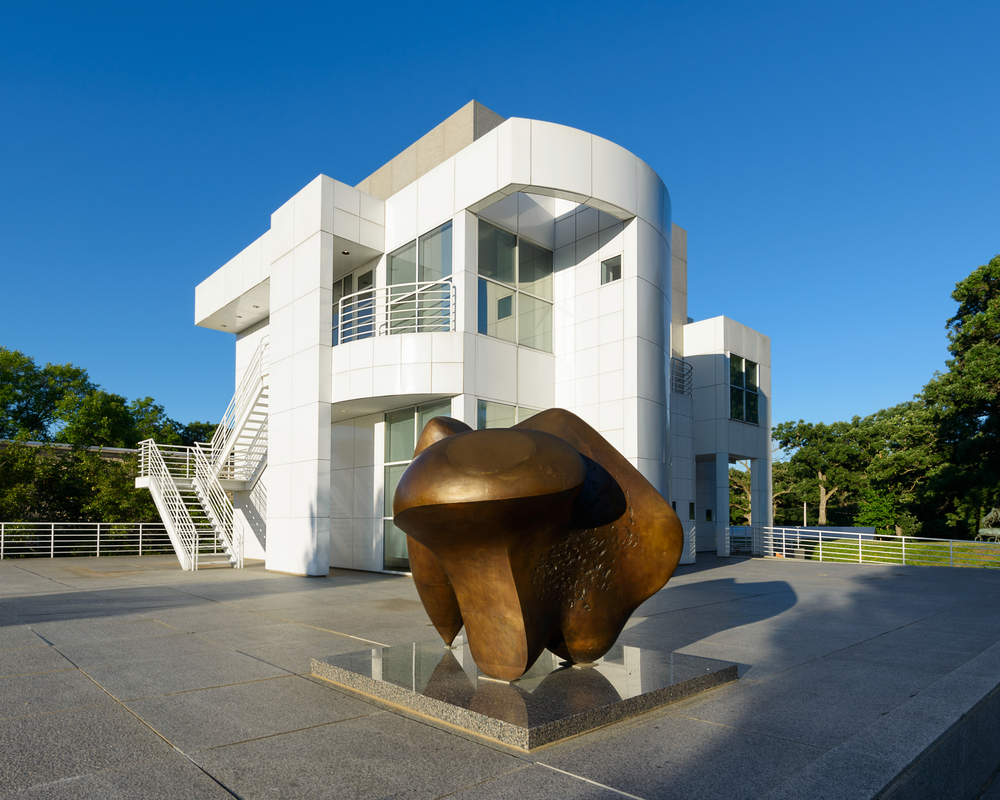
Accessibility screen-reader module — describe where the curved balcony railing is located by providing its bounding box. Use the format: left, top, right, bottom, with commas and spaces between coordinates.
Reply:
335, 279, 455, 345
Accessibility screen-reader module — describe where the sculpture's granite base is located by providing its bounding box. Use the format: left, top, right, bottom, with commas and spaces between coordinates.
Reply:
311, 638, 737, 750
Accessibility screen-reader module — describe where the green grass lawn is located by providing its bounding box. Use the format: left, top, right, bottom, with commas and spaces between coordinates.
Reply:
784, 537, 1000, 569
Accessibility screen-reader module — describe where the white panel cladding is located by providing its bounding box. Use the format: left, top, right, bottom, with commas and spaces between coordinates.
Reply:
475, 335, 518, 403
530, 121, 592, 200
455, 128, 501, 214
416, 158, 456, 235
516, 347, 555, 410
329, 414, 380, 570
235, 320, 269, 390
384, 182, 418, 252
497, 117, 531, 191
592, 135, 638, 217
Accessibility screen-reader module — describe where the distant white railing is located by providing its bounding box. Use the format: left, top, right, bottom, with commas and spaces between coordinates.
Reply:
0, 522, 171, 559
336, 279, 455, 344
739, 526, 1000, 569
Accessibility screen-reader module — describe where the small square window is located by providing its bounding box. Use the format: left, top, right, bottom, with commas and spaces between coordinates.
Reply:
497, 294, 512, 319
706, 509, 713, 522
688, 502, 695, 520
601, 255, 621, 284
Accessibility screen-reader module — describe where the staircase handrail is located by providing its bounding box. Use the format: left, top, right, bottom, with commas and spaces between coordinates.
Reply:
240, 415, 268, 486
137, 439, 199, 570
211, 336, 269, 472
192, 443, 242, 568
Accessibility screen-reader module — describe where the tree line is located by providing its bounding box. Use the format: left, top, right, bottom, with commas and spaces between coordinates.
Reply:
731, 253, 999, 539
0, 348, 216, 523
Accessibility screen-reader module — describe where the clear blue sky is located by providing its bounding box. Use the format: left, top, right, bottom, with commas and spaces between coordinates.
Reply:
2, 0, 997, 430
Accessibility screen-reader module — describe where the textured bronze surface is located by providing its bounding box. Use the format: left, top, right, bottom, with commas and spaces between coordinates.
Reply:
393, 408, 684, 681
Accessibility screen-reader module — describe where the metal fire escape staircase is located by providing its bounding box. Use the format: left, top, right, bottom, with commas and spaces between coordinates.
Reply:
137, 339, 269, 570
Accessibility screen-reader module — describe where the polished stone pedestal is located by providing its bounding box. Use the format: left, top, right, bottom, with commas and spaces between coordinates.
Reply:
312, 638, 737, 749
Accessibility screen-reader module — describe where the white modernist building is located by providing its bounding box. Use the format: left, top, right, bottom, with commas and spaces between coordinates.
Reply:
166, 101, 771, 576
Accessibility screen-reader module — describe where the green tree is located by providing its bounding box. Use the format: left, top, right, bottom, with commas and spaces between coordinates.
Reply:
854, 486, 898, 533
74, 451, 159, 522
771, 460, 799, 525
923, 254, 1000, 536
0, 348, 94, 440
729, 463, 751, 525
1, 348, 218, 524
179, 420, 218, 446
56, 390, 139, 448
0, 442, 87, 522
773, 420, 866, 526
129, 397, 185, 445
848, 400, 942, 535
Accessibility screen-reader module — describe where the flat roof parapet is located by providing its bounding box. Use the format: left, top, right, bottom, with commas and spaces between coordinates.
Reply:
355, 100, 505, 200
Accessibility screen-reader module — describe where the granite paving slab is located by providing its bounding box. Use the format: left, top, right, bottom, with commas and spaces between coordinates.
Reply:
0, 669, 113, 719
0, 625, 47, 650
191, 709, 524, 800
80, 646, 292, 701
126, 674, 375, 750
0, 644, 75, 677
22, 617, 175, 647
443, 763, 624, 799
537, 709, 824, 800
0, 705, 177, 794
2, 755, 237, 800
670, 677, 888, 749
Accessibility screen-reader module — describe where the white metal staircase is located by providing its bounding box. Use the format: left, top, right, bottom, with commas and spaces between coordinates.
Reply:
137, 338, 269, 569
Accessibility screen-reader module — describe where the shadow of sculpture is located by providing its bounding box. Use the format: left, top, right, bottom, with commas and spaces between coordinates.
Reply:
393, 408, 685, 681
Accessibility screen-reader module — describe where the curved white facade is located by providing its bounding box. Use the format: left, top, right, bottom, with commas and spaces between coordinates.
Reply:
193, 102, 770, 576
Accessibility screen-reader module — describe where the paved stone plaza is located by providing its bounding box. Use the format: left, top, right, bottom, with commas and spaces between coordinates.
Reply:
2, 554, 999, 799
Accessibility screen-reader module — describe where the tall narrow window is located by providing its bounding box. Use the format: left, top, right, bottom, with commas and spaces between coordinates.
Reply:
386, 222, 453, 335
477, 221, 553, 352
730, 355, 760, 424
383, 399, 453, 571
601, 255, 621, 284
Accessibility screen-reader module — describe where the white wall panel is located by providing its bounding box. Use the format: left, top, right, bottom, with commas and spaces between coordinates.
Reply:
530, 121, 592, 199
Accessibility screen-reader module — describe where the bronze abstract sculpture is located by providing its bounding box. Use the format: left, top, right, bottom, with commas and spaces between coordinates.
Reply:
393, 408, 684, 681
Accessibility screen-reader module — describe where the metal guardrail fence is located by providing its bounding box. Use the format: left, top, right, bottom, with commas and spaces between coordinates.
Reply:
729, 526, 1000, 569
0, 522, 172, 559
336, 279, 456, 344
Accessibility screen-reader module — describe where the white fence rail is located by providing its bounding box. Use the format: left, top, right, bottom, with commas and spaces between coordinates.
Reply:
732, 526, 1000, 569
336, 279, 456, 344
0, 522, 172, 559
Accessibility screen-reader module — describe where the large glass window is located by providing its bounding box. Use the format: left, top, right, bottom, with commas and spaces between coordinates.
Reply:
477, 221, 553, 352
383, 399, 453, 571
730, 355, 760, 425
387, 222, 452, 334
419, 222, 452, 282
476, 400, 542, 430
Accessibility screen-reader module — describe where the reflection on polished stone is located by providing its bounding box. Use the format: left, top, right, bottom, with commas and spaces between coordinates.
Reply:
312, 639, 737, 750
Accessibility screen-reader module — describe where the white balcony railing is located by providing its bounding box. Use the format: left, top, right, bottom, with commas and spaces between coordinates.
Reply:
335, 279, 455, 345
